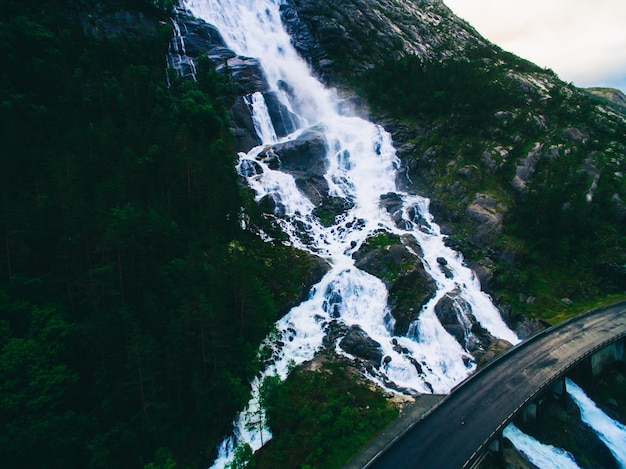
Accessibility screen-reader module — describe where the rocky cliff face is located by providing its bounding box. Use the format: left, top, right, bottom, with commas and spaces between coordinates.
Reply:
280, 0, 485, 84
170, 0, 625, 323
275, 0, 626, 320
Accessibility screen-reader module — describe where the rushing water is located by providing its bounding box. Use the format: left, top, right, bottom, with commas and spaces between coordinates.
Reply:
180, 0, 520, 465
503, 423, 581, 469
567, 378, 626, 467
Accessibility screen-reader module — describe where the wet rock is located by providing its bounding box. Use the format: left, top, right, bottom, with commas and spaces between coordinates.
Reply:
380, 192, 419, 230
272, 127, 329, 175
339, 326, 384, 365
238, 159, 263, 177
178, 18, 226, 56
262, 92, 300, 137
279, 253, 331, 315
437, 257, 453, 279
323, 290, 343, 318
312, 196, 354, 226
254, 127, 331, 205
354, 234, 435, 335
219, 56, 269, 95
279, 0, 487, 83
380, 192, 403, 218
206, 45, 237, 65
496, 302, 545, 340
434, 288, 493, 352
380, 192, 430, 231
387, 268, 437, 335
294, 176, 331, 207
467, 259, 495, 289
230, 96, 262, 152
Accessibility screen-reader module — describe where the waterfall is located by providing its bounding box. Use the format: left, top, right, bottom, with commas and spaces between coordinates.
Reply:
566, 378, 626, 467
503, 423, 581, 469
180, 0, 520, 466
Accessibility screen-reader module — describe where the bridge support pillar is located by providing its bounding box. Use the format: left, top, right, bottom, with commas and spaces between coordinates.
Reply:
489, 433, 506, 468
591, 338, 625, 375
550, 376, 567, 405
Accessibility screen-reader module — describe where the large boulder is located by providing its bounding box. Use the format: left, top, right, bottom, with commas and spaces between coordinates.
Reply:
354, 233, 436, 335
312, 196, 354, 226
279, 253, 331, 314
380, 192, 430, 231
434, 288, 492, 353
230, 96, 262, 152
255, 127, 331, 205
339, 325, 384, 365
263, 92, 301, 138
271, 127, 329, 175
177, 17, 226, 56
217, 56, 269, 95
512, 142, 543, 192
465, 193, 505, 246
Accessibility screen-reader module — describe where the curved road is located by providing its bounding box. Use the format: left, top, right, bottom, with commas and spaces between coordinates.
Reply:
364, 301, 626, 469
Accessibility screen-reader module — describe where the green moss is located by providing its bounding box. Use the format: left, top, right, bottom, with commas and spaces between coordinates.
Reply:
362, 231, 402, 251
256, 359, 398, 469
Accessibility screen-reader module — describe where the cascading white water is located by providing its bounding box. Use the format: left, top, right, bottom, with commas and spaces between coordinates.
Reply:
181, 0, 520, 466
503, 423, 581, 469
566, 378, 626, 467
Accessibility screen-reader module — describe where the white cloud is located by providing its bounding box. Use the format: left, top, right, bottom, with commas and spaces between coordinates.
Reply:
444, 0, 626, 91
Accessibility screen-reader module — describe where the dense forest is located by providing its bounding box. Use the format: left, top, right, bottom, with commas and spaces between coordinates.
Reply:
0, 0, 324, 467
2, 0, 626, 468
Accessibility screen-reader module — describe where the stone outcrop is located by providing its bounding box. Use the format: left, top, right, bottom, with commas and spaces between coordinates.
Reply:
255, 127, 331, 207
263, 91, 300, 137
587, 87, 626, 109
169, 12, 300, 152
271, 127, 329, 174
434, 288, 491, 352
279, 0, 487, 83
512, 142, 543, 192
339, 325, 384, 365
464, 193, 505, 246
353, 234, 436, 335
279, 253, 331, 314
434, 289, 516, 366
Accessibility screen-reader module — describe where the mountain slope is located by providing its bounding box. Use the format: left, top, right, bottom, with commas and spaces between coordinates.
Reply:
282, 0, 626, 322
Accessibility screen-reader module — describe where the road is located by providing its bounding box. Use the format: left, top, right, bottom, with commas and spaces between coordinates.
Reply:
363, 301, 626, 469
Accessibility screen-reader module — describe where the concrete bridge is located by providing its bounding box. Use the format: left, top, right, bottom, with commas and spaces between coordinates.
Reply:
359, 300, 626, 469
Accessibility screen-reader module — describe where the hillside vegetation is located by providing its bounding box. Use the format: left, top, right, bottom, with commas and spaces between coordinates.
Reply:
357, 46, 626, 322
1, 0, 625, 468
0, 1, 325, 467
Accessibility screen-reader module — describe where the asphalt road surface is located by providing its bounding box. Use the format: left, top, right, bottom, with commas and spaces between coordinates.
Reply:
364, 301, 626, 469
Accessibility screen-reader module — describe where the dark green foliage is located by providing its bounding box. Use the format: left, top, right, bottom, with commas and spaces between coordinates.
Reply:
227, 443, 256, 469
0, 1, 319, 467
359, 47, 529, 127
256, 360, 398, 469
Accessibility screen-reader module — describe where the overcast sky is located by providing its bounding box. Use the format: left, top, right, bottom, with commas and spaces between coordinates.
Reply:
443, 0, 626, 93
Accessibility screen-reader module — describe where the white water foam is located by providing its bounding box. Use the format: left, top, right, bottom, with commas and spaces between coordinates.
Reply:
566, 378, 626, 467
181, 0, 520, 466
503, 423, 581, 469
